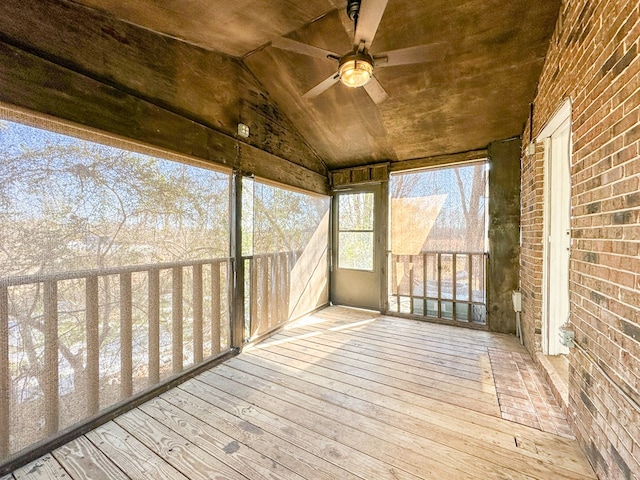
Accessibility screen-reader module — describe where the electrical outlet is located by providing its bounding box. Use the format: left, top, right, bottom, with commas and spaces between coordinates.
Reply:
558, 326, 575, 348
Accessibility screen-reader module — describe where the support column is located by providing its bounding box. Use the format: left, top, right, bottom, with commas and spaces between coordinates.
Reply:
488, 137, 521, 333
231, 171, 245, 349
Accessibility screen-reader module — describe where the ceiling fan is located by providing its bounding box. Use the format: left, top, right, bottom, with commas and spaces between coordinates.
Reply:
270, 0, 447, 104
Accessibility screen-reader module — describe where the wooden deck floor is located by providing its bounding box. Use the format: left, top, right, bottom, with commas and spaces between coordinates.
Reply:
5, 306, 596, 480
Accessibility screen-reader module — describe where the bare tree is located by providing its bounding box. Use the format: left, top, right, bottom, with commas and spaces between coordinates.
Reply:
454, 163, 486, 252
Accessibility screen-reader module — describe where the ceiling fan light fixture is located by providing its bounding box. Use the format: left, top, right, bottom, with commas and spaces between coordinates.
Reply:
339, 53, 374, 88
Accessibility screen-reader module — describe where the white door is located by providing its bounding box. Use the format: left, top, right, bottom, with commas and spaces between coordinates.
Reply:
541, 105, 572, 355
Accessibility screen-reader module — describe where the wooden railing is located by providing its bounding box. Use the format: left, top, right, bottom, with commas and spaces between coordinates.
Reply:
389, 252, 488, 325
0, 257, 231, 462
244, 250, 301, 339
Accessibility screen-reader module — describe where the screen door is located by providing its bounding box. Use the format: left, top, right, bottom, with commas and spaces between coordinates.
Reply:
331, 185, 382, 310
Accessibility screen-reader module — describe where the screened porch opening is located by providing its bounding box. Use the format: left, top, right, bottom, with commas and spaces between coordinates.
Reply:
388, 163, 488, 326
0, 115, 237, 464
241, 178, 330, 341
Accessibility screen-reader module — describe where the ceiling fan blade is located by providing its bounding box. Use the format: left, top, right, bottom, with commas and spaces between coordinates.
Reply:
374, 43, 448, 67
353, 0, 388, 48
271, 37, 340, 60
363, 76, 388, 104
302, 73, 340, 99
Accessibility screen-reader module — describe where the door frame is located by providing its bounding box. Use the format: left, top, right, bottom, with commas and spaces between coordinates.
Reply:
538, 98, 572, 355
330, 183, 386, 310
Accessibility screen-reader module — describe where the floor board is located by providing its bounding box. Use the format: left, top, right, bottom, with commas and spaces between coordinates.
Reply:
53, 437, 129, 480
12, 455, 68, 480
6, 306, 597, 479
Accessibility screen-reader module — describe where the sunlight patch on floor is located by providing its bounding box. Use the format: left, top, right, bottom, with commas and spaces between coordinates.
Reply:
249, 315, 377, 350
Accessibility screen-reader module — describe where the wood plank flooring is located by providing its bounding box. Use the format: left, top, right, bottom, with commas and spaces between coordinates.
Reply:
6, 306, 596, 479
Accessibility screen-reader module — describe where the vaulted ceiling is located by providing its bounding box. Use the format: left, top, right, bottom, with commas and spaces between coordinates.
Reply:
68, 0, 561, 169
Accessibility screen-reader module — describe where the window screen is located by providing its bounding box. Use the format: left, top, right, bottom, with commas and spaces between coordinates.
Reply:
243, 179, 330, 338
388, 162, 488, 324
0, 115, 231, 462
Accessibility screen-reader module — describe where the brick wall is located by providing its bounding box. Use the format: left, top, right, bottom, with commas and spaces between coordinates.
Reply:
520, 1, 639, 478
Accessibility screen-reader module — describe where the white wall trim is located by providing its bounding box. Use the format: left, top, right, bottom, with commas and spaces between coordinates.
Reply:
537, 98, 572, 140
540, 99, 572, 355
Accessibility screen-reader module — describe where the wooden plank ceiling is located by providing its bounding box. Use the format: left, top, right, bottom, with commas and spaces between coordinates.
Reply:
68, 0, 561, 170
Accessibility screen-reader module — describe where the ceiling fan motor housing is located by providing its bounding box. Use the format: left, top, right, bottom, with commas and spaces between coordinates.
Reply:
339, 51, 374, 69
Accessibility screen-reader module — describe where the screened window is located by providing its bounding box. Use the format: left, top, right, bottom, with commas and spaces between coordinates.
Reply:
388, 162, 488, 324
0, 115, 232, 462
390, 163, 487, 254
242, 178, 330, 339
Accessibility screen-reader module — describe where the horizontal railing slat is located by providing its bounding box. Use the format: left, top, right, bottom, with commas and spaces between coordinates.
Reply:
0, 257, 230, 287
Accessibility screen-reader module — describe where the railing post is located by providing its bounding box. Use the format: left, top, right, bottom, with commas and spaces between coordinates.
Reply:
409, 255, 415, 314
468, 253, 473, 303
193, 264, 203, 363
43, 281, 59, 436
282, 253, 288, 321
284, 251, 293, 320
120, 272, 133, 398
394, 256, 400, 311
211, 262, 221, 355
260, 256, 269, 333
277, 253, 285, 324
0, 286, 9, 458
423, 253, 428, 314
85, 276, 100, 415
485, 252, 489, 322
437, 253, 442, 318
250, 256, 258, 337
230, 172, 245, 349
172, 267, 183, 373
148, 269, 160, 385
452, 253, 457, 320
270, 253, 278, 329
